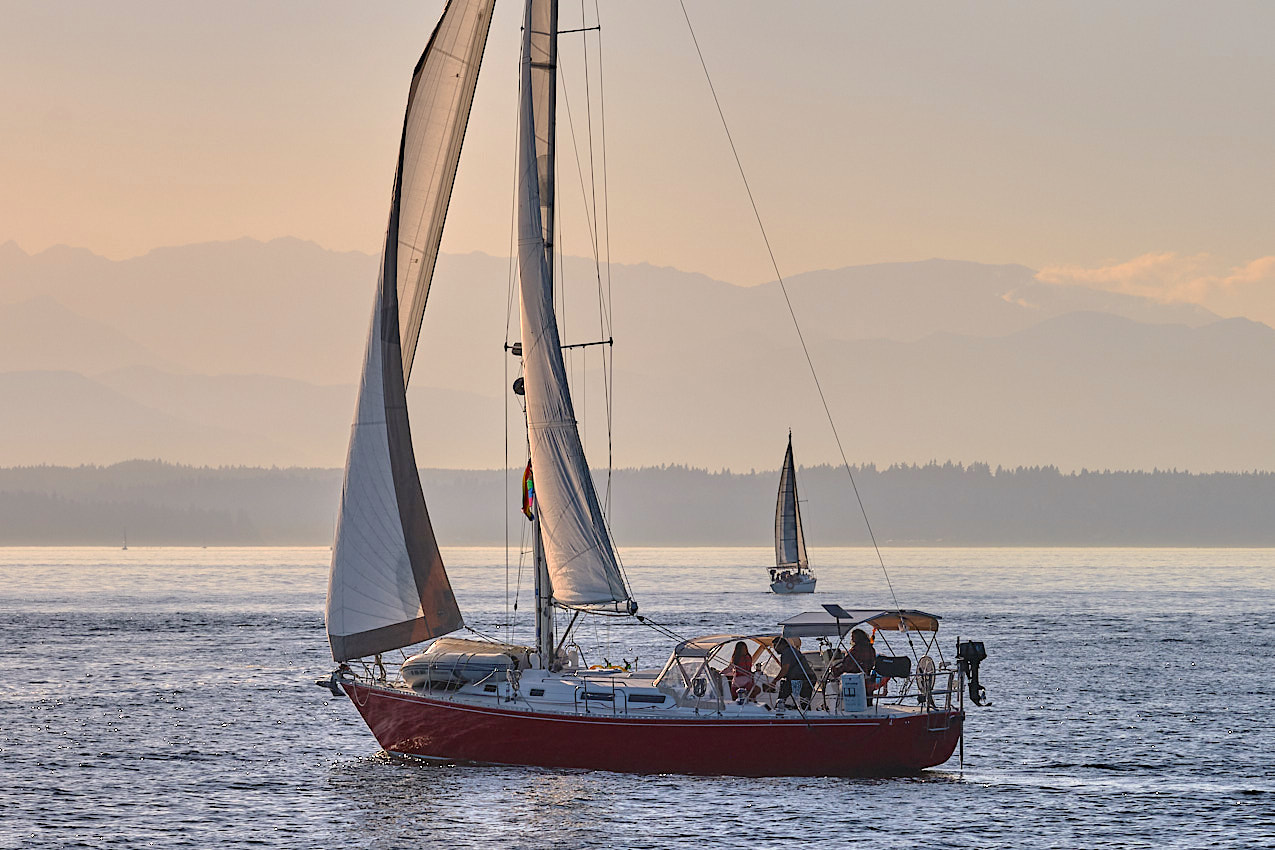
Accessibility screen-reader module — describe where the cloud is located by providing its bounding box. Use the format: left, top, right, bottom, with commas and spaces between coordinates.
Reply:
1036, 253, 1275, 304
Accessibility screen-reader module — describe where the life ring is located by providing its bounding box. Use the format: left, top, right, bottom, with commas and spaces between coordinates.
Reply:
785, 580, 795, 590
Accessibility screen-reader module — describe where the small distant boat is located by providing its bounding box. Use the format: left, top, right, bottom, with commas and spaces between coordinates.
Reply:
122, 532, 128, 551
771, 433, 816, 593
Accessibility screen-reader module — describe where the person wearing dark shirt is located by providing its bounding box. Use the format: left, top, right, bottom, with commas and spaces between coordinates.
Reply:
833, 628, 877, 677
832, 628, 882, 705
771, 636, 815, 710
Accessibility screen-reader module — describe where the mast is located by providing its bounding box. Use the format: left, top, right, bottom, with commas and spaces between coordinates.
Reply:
532, 517, 554, 664
528, 0, 559, 667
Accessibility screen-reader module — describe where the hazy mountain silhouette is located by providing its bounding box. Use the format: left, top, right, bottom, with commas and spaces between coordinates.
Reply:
0, 370, 288, 465
763, 259, 1219, 342
1, 238, 1268, 471
0, 296, 175, 374
0, 238, 376, 383
0, 239, 1221, 383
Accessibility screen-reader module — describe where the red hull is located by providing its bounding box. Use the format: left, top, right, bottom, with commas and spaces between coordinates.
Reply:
343, 683, 963, 777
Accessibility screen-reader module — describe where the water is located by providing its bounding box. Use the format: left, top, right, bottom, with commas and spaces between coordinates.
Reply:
3, 546, 1273, 848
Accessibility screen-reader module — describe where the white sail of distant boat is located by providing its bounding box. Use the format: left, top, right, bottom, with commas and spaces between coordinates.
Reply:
771, 433, 816, 593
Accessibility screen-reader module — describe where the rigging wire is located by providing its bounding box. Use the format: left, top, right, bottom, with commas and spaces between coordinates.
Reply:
503, 39, 524, 644
574, 3, 631, 599
635, 614, 688, 644
555, 9, 634, 603
556, 15, 616, 473
580, 0, 616, 516
593, 0, 616, 515
555, 62, 604, 281
675, 0, 910, 637
506, 24, 533, 636
579, 0, 601, 266
504, 299, 510, 640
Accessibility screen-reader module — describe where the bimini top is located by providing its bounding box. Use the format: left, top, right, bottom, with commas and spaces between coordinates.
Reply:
779, 606, 941, 638
668, 634, 783, 659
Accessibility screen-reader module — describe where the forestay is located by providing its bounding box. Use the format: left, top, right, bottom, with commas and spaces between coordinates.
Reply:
775, 434, 808, 569
327, 0, 496, 663
516, 0, 632, 610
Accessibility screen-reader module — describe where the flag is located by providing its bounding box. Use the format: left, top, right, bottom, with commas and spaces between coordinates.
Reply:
521, 460, 535, 521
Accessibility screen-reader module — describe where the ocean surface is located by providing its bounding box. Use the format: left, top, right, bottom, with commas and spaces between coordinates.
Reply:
2, 546, 1273, 849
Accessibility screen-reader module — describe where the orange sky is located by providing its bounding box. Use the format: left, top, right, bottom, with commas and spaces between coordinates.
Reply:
2, 0, 1272, 301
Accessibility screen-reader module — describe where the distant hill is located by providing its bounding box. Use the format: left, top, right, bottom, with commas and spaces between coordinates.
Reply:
0, 296, 174, 374
0, 237, 376, 383
0, 371, 288, 466
1, 239, 1270, 471
3, 461, 1273, 547
2, 242, 1220, 384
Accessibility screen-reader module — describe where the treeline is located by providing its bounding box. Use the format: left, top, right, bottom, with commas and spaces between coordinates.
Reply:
1, 460, 1273, 546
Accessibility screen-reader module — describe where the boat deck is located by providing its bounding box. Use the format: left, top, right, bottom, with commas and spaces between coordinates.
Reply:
371, 667, 956, 723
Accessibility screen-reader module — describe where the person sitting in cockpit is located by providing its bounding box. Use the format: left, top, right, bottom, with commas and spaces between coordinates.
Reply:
723, 641, 759, 702
832, 628, 876, 677
772, 636, 815, 710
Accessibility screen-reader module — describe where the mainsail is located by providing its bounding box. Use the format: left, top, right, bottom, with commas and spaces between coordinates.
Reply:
327, 0, 496, 663
527, 0, 557, 265
516, 0, 632, 610
775, 434, 808, 569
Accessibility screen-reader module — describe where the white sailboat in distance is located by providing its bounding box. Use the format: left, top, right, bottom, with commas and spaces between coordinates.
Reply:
771, 432, 816, 593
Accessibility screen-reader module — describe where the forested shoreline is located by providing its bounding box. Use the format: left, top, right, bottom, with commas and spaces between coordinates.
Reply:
2, 460, 1272, 547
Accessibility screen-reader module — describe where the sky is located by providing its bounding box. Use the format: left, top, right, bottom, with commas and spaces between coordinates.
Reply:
1, 1, 1273, 308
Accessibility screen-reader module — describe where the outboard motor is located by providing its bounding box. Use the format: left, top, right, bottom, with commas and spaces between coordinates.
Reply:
956, 640, 988, 706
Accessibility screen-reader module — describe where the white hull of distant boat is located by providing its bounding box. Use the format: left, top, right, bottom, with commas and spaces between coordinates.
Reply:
771, 573, 817, 594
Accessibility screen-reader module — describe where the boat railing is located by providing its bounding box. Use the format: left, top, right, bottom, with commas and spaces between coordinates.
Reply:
803, 669, 960, 715
860, 669, 959, 713
571, 672, 635, 717
398, 658, 964, 717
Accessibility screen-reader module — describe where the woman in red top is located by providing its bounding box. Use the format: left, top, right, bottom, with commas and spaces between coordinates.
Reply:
723, 641, 759, 700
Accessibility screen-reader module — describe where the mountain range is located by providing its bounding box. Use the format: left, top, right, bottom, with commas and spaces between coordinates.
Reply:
1, 237, 1269, 471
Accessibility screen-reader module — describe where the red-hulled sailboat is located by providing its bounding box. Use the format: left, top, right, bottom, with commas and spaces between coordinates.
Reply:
319, 0, 987, 777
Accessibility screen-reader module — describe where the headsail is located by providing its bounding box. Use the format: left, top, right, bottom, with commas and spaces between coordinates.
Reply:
516, 0, 633, 611
327, 0, 496, 663
775, 434, 808, 569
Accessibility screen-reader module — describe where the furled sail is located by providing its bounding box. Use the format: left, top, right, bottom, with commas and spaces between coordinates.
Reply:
516, 0, 632, 610
775, 434, 808, 569
327, 0, 495, 663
